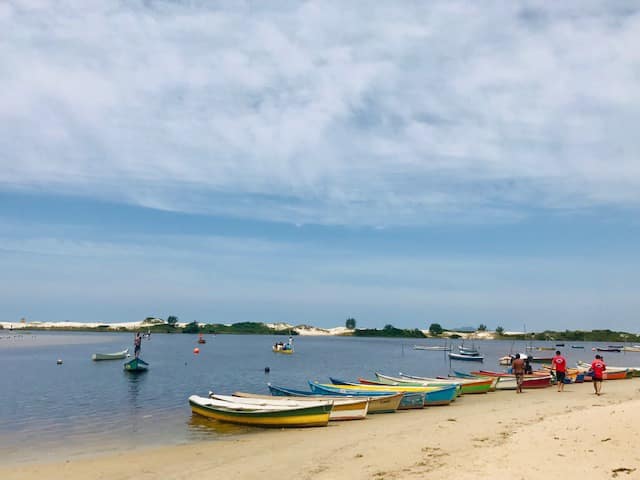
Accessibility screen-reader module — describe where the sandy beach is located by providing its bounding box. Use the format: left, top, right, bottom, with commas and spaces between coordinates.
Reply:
3, 378, 640, 480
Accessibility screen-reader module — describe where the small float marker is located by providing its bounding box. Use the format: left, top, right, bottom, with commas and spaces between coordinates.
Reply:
56, 359, 63, 365
193, 347, 200, 354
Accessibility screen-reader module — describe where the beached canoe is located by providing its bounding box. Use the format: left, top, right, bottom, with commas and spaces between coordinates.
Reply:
594, 347, 621, 353
92, 349, 129, 361
371, 372, 463, 395
222, 393, 368, 421
494, 375, 552, 390
266, 384, 403, 413
576, 361, 638, 376
308, 382, 426, 410
321, 379, 457, 406
398, 372, 495, 394
188, 395, 330, 427
123, 357, 148, 372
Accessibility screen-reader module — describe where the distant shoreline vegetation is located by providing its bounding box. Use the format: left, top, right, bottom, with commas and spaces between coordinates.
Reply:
2, 321, 639, 342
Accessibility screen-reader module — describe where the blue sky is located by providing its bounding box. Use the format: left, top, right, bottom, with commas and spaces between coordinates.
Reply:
1, 1, 639, 331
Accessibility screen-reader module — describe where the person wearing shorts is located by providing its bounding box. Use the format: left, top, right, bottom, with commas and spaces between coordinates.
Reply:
551, 350, 567, 392
512, 353, 525, 393
591, 354, 606, 395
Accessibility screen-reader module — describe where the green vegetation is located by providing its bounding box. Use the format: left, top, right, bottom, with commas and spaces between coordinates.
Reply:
495, 326, 504, 335
353, 324, 425, 338
428, 323, 444, 336
503, 329, 640, 343
166, 316, 179, 327
345, 317, 356, 329
182, 321, 200, 334
478, 324, 487, 331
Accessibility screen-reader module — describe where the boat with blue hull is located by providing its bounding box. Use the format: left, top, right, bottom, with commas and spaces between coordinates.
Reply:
266, 384, 403, 414
330, 377, 458, 406
308, 381, 425, 410
124, 357, 149, 372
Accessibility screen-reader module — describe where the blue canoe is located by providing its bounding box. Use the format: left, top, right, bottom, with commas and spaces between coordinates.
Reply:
328, 377, 457, 406
309, 381, 426, 409
124, 357, 149, 372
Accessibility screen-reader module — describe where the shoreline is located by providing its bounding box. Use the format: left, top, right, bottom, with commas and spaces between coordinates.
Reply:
3, 378, 639, 479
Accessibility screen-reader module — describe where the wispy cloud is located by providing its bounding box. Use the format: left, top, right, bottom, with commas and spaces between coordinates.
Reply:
1, 1, 639, 225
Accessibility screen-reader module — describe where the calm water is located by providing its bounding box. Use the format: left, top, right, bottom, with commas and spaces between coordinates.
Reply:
1, 332, 637, 463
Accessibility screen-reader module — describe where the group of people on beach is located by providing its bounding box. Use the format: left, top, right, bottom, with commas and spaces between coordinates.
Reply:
511, 351, 606, 395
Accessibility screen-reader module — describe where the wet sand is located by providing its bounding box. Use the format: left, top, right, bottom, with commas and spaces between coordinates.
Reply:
2, 378, 640, 479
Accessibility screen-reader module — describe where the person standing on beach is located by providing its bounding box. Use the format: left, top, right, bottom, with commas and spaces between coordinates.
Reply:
134, 332, 142, 358
551, 350, 567, 392
591, 354, 606, 395
512, 353, 525, 393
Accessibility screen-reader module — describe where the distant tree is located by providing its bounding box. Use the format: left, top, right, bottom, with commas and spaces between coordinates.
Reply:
383, 324, 395, 331
167, 316, 179, 327
495, 326, 504, 335
345, 318, 356, 329
182, 321, 199, 334
478, 324, 487, 331
429, 323, 444, 336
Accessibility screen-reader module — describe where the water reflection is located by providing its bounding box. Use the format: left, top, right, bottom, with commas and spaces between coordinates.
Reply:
186, 413, 255, 439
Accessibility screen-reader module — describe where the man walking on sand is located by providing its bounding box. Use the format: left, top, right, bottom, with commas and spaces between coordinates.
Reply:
591, 354, 606, 395
551, 350, 567, 392
512, 353, 525, 393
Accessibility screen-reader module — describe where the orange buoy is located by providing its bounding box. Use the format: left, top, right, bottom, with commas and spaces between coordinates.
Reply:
193, 347, 200, 354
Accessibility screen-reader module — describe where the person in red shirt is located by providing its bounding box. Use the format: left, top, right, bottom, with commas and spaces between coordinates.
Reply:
551, 350, 567, 392
590, 354, 606, 395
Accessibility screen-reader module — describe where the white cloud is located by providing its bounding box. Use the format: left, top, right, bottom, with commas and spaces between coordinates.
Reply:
1, 1, 640, 225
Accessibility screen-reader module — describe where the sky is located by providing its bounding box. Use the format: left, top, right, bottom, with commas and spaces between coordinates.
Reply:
1, 1, 639, 331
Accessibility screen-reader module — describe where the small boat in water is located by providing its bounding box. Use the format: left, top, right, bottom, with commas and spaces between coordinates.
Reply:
448, 352, 484, 362
92, 349, 129, 361
188, 395, 331, 427
413, 345, 451, 351
124, 357, 149, 372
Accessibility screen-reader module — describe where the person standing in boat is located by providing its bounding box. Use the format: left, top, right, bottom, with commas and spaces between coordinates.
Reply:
512, 353, 525, 393
590, 354, 606, 395
551, 350, 567, 392
134, 332, 142, 358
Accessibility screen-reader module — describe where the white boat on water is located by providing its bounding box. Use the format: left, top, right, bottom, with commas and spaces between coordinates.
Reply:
91, 349, 129, 361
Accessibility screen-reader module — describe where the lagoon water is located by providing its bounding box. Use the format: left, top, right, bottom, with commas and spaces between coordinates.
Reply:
1, 331, 636, 463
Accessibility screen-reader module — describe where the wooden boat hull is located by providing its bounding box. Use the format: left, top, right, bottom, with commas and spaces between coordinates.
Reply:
323, 378, 456, 406
92, 349, 128, 361
308, 382, 425, 410
226, 393, 368, 421
219, 394, 367, 421
398, 372, 493, 394
272, 347, 293, 354
494, 375, 552, 390
266, 384, 402, 413
189, 395, 330, 427
373, 372, 463, 395
123, 357, 148, 372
